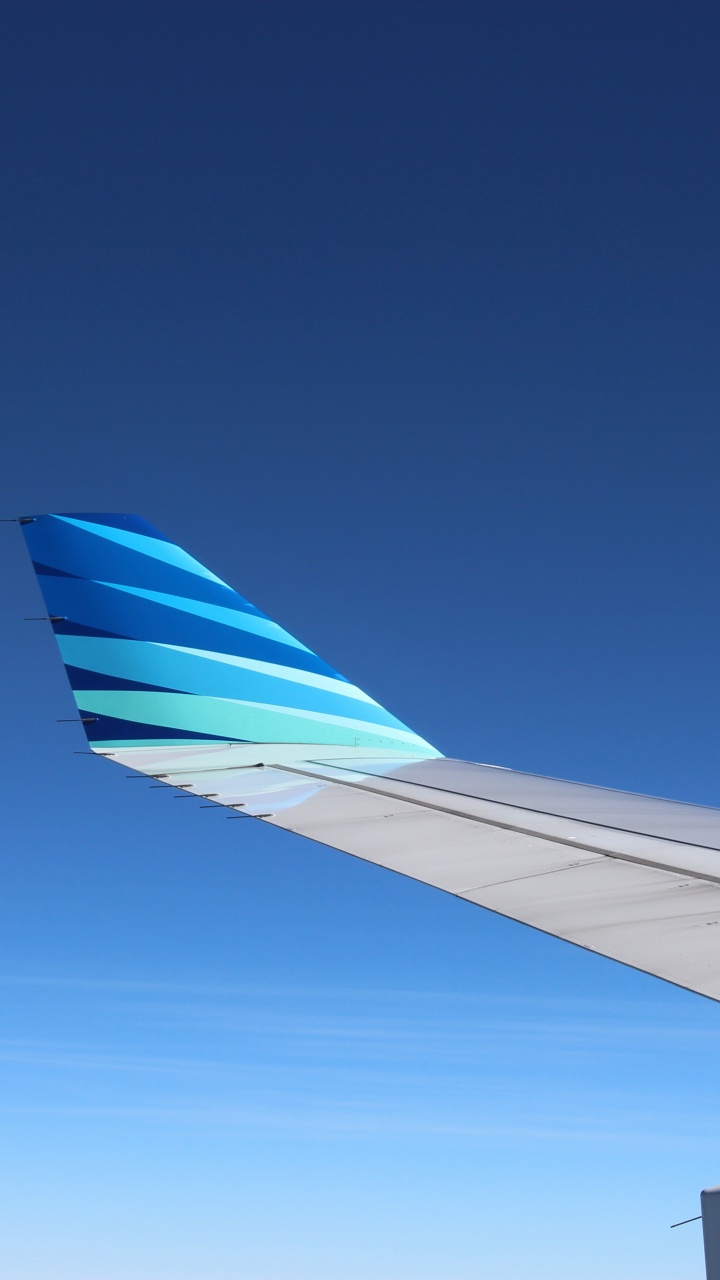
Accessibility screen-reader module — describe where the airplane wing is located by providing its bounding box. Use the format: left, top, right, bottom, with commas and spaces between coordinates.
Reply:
18, 512, 720, 1001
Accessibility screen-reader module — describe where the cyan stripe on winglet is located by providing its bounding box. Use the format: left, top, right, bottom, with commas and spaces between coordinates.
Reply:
95, 581, 312, 651
161, 645, 374, 703
56, 516, 230, 587
55, 635, 409, 729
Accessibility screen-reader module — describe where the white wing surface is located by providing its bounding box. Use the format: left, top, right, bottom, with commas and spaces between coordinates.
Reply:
109, 744, 720, 1000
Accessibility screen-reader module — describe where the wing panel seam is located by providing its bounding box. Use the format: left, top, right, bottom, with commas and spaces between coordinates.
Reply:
269, 763, 720, 888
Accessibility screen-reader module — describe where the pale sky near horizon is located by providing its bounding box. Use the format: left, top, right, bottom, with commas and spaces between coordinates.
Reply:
2, 2, 720, 1276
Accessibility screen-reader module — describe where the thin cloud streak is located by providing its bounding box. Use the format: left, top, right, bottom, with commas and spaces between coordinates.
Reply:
0, 1097, 711, 1150
0, 974, 718, 1155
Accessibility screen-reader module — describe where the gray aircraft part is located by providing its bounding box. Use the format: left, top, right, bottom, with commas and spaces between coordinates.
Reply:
702, 1187, 720, 1279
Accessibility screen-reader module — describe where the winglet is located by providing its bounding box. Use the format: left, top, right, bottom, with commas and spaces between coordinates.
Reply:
21, 513, 440, 758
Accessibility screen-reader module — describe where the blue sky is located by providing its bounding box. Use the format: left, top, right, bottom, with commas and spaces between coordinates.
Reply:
2, 2, 720, 1275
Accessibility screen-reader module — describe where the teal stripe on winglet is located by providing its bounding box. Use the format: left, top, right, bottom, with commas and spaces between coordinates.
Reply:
78, 690, 440, 754
55, 516, 230, 586
56, 636, 406, 729
96, 581, 312, 651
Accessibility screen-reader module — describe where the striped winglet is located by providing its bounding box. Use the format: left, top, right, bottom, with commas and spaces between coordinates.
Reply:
21, 513, 440, 758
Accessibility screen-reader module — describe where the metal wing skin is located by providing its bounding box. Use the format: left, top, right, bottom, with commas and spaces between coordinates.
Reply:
20, 512, 720, 1001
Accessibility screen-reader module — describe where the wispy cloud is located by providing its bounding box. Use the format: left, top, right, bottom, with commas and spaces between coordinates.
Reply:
0, 972, 717, 1151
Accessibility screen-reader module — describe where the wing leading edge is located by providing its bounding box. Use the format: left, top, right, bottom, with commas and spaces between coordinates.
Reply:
19, 512, 720, 1001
